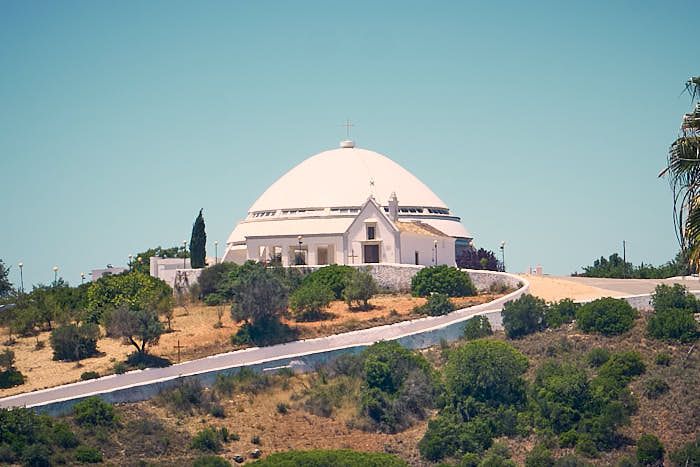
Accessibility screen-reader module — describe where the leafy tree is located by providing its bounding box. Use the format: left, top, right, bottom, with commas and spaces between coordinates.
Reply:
343, 267, 379, 310
198, 262, 239, 298
0, 349, 24, 389
445, 340, 528, 407
525, 444, 555, 467
107, 307, 164, 354
411, 265, 477, 297
190, 209, 207, 268
301, 265, 354, 299
662, 77, 700, 272
647, 284, 699, 343
501, 294, 547, 339
669, 439, 700, 466
456, 247, 500, 271
545, 298, 579, 328
576, 298, 637, 336
289, 282, 334, 321
229, 262, 288, 327
575, 251, 689, 279
636, 434, 664, 466
49, 323, 99, 361
87, 271, 172, 318
0, 259, 12, 298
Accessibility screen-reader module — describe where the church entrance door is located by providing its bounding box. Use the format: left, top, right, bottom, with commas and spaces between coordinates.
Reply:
363, 244, 379, 263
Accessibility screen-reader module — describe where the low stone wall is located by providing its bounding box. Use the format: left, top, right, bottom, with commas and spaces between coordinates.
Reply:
464, 269, 523, 292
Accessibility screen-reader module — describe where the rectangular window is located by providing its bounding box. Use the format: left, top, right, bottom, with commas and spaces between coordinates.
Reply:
367, 226, 376, 240
415, 251, 419, 265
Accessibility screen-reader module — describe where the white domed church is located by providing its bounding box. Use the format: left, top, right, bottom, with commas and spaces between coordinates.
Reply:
223, 140, 472, 267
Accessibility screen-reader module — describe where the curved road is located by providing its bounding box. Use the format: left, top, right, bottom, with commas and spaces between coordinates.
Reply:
0, 276, 527, 411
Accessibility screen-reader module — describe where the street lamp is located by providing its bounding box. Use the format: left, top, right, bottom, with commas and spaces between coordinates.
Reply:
214, 241, 218, 265
80, 272, 85, 285
434, 239, 439, 265
52, 266, 58, 286
128, 254, 133, 270
499, 241, 506, 272
18, 262, 23, 293
137, 256, 142, 266
183, 240, 187, 268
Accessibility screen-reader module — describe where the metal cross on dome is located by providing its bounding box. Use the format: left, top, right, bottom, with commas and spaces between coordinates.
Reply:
342, 119, 354, 138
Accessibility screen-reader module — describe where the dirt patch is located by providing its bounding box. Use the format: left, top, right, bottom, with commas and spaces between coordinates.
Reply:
522, 274, 626, 302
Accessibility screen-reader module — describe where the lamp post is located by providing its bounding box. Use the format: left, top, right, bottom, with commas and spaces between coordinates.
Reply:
183, 240, 187, 268
52, 266, 58, 286
434, 239, 438, 265
499, 241, 506, 272
214, 241, 218, 265
18, 262, 23, 293
137, 256, 142, 268
128, 254, 133, 270
80, 272, 85, 285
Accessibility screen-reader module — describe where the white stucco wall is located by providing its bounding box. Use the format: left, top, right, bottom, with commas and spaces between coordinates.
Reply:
399, 232, 455, 266
246, 235, 344, 267
344, 201, 399, 264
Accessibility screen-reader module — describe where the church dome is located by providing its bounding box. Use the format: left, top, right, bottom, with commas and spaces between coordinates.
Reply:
249, 143, 448, 212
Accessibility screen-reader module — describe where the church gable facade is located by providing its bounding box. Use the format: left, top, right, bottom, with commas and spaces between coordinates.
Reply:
223, 139, 472, 268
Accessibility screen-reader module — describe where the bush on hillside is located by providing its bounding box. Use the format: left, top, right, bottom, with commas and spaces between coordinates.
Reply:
191, 428, 223, 452
575, 298, 637, 336
301, 265, 354, 299
501, 294, 547, 339
655, 352, 671, 366
463, 315, 493, 340
72, 397, 117, 427
586, 348, 611, 367
526, 444, 555, 467
651, 283, 699, 313
80, 371, 99, 381
204, 293, 225, 306
636, 434, 664, 466
343, 268, 379, 310
247, 449, 407, 466
670, 439, 700, 466
597, 351, 646, 385
197, 262, 239, 299
415, 293, 454, 316
289, 282, 335, 321
643, 378, 669, 399
647, 307, 699, 343
545, 299, 580, 328
0, 349, 25, 389
411, 265, 477, 297
75, 445, 103, 463
193, 456, 232, 467
50, 323, 100, 361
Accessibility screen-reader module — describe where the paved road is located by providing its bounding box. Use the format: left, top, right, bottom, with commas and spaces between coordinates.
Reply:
554, 276, 700, 295
0, 286, 523, 411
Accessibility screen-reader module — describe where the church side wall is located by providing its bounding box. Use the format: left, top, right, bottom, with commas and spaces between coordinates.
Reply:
399, 232, 455, 266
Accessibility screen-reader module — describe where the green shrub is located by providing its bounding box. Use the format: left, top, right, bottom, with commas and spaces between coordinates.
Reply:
636, 434, 664, 466
554, 454, 592, 467
159, 379, 219, 415
655, 352, 671, 366
251, 434, 261, 445
75, 445, 102, 463
597, 351, 646, 384
463, 315, 493, 340
72, 397, 117, 427
670, 439, 700, 466
647, 307, 699, 343
651, 283, 699, 314
191, 428, 222, 452
643, 378, 670, 399
545, 299, 580, 328
49, 323, 100, 361
197, 262, 239, 299
301, 265, 354, 299
411, 265, 477, 297
460, 452, 481, 467
586, 348, 611, 367
204, 293, 225, 306
289, 282, 335, 321
560, 429, 579, 447
0, 369, 25, 389
113, 362, 127, 374
575, 436, 599, 458
479, 454, 516, 466
80, 371, 99, 381
526, 444, 555, 467
247, 449, 407, 466
343, 268, 379, 309
193, 456, 232, 467
617, 456, 637, 467
501, 294, 547, 339
276, 402, 289, 414
52, 422, 79, 449
576, 298, 637, 336
416, 293, 454, 316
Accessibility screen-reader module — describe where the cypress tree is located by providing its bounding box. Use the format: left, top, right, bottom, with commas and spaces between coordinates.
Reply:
190, 209, 207, 268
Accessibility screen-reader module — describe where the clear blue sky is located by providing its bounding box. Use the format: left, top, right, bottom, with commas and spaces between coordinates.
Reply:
1, 1, 698, 287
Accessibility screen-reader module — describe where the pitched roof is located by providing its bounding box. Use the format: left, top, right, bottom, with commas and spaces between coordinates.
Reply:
396, 220, 449, 238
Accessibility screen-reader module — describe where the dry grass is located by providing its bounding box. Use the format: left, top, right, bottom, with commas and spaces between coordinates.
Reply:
522, 274, 627, 301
